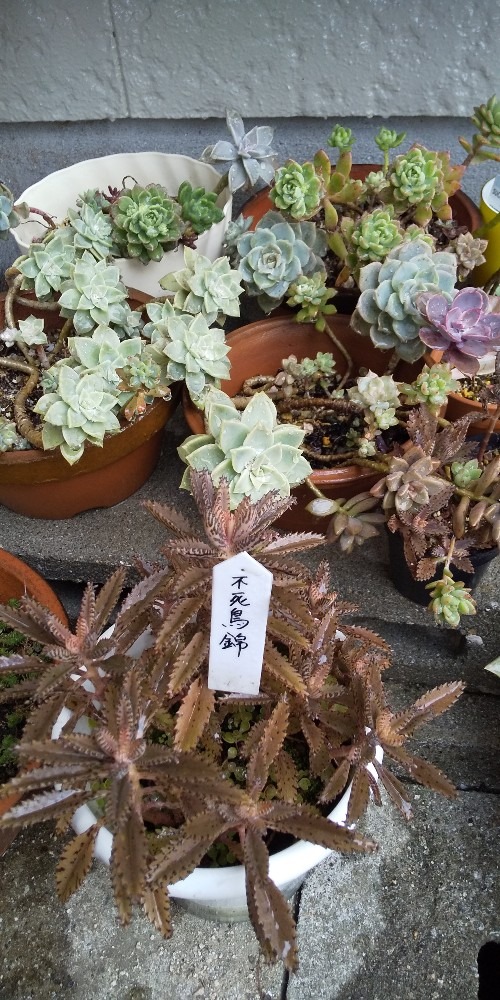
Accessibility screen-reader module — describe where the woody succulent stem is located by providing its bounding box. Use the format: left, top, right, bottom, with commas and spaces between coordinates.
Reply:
477, 402, 500, 465
13, 368, 43, 448
323, 321, 353, 389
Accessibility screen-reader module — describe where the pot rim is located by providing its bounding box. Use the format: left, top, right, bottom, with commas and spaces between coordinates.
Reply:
0, 549, 68, 622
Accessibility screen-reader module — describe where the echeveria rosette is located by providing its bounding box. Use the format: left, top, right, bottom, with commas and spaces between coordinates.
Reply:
160, 313, 230, 405
285, 273, 337, 331
160, 248, 243, 326
16, 232, 76, 300
110, 184, 184, 264
399, 363, 460, 414
178, 389, 311, 508
177, 181, 224, 235
0, 417, 30, 453
34, 367, 122, 465
236, 210, 327, 312
341, 207, 404, 273
384, 145, 464, 225
200, 109, 277, 193
417, 287, 500, 376
347, 371, 400, 436
67, 203, 114, 260
270, 160, 322, 220
58, 251, 130, 335
350, 240, 457, 363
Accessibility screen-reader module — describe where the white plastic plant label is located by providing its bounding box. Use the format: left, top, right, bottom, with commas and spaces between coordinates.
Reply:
485, 175, 500, 214
208, 551, 273, 695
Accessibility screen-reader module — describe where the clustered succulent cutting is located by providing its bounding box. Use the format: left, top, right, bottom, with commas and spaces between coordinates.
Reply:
0, 471, 465, 969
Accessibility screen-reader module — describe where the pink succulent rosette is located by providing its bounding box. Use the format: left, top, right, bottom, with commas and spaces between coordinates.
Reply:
417, 287, 500, 375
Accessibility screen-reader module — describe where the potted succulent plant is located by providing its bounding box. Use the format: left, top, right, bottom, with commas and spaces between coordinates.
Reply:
0, 198, 243, 517
0, 470, 465, 970
308, 401, 500, 627
204, 100, 500, 326
9, 152, 233, 297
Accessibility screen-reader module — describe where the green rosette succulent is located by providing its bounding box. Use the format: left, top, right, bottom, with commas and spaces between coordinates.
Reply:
160, 247, 243, 325
347, 371, 400, 435
16, 232, 76, 300
327, 126, 354, 152
426, 569, 476, 627
110, 184, 184, 264
177, 181, 224, 235
341, 207, 404, 272
0, 417, 30, 452
178, 389, 312, 508
156, 313, 230, 404
350, 239, 457, 362
374, 128, 406, 154
451, 459, 482, 490
285, 273, 337, 331
0, 183, 29, 239
471, 95, 500, 146
58, 251, 131, 335
384, 145, 463, 226
270, 160, 322, 220
34, 366, 122, 465
236, 210, 327, 312
399, 363, 460, 414
67, 203, 114, 259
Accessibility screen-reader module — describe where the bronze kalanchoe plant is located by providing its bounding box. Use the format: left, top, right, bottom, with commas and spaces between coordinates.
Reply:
0, 471, 465, 969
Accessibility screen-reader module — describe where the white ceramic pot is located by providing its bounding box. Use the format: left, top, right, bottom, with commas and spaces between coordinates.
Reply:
12, 153, 232, 297
51, 629, 382, 923
53, 714, 381, 923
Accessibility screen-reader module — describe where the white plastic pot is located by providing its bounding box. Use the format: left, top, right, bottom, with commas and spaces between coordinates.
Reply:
12, 153, 232, 297
51, 629, 382, 923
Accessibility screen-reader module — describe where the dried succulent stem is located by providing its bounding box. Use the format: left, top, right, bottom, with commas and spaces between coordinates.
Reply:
26, 205, 56, 230
52, 317, 73, 359
0, 356, 34, 377
13, 367, 43, 447
275, 397, 363, 415
444, 537, 456, 571
477, 403, 500, 464
383, 350, 401, 377
4, 273, 24, 329
212, 172, 230, 197
452, 495, 469, 538
13, 295, 61, 312
322, 322, 353, 389
302, 446, 358, 465
305, 476, 326, 498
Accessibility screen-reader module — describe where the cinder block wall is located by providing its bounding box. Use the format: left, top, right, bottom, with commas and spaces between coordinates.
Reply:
1, 0, 499, 281
1, 0, 499, 122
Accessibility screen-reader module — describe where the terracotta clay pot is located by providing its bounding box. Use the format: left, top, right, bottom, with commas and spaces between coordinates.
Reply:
0, 291, 179, 518
0, 549, 68, 621
425, 349, 500, 434
241, 170, 483, 316
183, 314, 422, 532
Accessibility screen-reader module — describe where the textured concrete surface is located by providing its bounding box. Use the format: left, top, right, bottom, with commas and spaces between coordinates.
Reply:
288, 790, 500, 1000
1, 0, 499, 121
0, 827, 283, 1000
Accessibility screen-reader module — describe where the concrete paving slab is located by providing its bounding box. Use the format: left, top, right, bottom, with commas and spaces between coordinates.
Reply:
288, 789, 500, 1000
0, 827, 283, 1000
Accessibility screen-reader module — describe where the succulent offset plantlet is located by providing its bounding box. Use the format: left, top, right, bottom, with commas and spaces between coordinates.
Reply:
417, 287, 500, 376
58, 251, 131, 335
0, 182, 29, 239
399, 362, 461, 414
179, 389, 312, 507
371, 445, 449, 517
460, 95, 500, 165
110, 184, 184, 264
200, 108, 278, 193
383, 145, 464, 226
285, 272, 337, 331
160, 247, 243, 325
306, 492, 384, 553
451, 232, 488, 281
67, 202, 114, 260
270, 160, 322, 220
236, 210, 327, 312
0, 471, 465, 969
0, 417, 29, 452
351, 239, 457, 362
347, 371, 401, 439
374, 127, 406, 172
426, 570, 477, 627
337, 207, 406, 274
15, 232, 77, 299
177, 180, 224, 235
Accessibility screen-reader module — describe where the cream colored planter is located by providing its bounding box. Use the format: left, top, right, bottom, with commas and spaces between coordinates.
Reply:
12, 153, 232, 297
